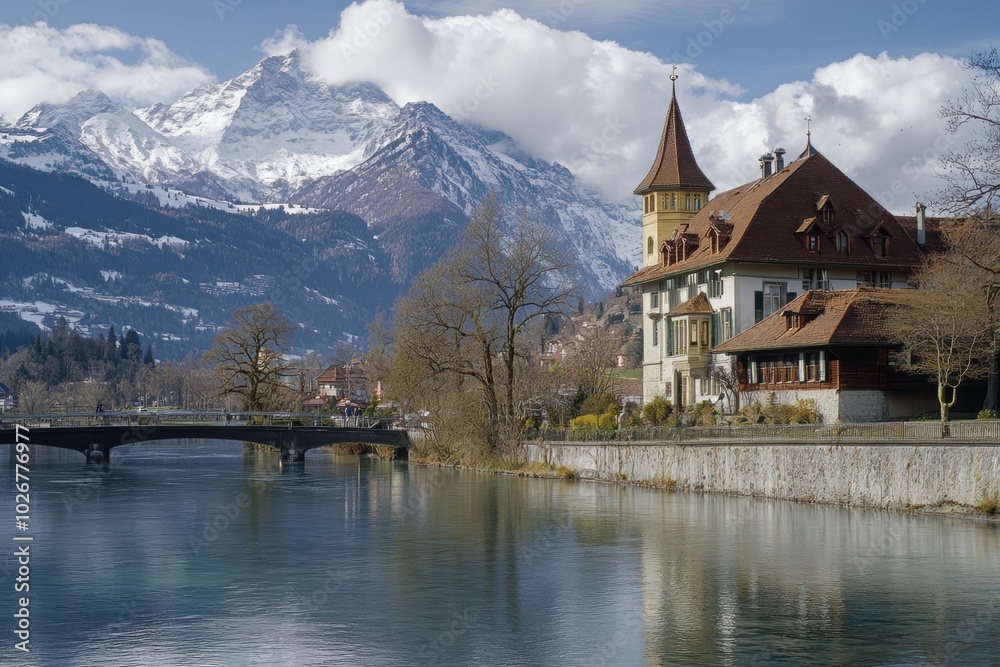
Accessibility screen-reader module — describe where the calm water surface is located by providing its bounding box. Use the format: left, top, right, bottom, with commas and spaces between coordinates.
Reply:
1, 441, 999, 666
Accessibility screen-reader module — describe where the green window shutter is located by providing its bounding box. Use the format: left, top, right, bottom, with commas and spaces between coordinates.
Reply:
666, 318, 673, 355
711, 312, 720, 347
754, 291, 764, 323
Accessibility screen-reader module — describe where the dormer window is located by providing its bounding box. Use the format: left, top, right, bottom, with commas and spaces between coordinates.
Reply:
835, 231, 849, 254
869, 230, 890, 258
872, 234, 885, 257
710, 229, 719, 254
816, 195, 835, 225
808, 234, 819, 252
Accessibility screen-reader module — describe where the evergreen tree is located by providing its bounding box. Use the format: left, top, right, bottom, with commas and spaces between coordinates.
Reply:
106, 325, 117, 360
143, 345, 155, 367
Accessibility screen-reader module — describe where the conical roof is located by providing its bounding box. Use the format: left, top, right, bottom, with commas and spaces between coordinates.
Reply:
634, 81, 715, 195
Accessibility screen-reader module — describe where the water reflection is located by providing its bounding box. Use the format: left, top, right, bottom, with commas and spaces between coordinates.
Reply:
1, 442, 998, 666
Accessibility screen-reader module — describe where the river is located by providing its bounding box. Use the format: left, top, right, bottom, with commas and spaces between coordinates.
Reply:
2, 440, 999, 666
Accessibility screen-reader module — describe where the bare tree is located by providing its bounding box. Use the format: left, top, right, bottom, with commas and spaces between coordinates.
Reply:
388, 194, 576, 453
939, 48, 1000, 214
932, 214, 1000, 411
203, 304, 295, 413
561, 328, 619, 399
712, 358, 741, 414
15, 380, 50, 415
888, 261, 995, 421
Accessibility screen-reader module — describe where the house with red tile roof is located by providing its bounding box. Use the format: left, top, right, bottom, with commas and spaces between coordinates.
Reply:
622, 76, 933, 410
713, 290, 937, 421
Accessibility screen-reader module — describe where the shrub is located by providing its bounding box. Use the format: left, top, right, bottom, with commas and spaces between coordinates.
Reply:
975, 492, 1000, 515
570, 414, 599, 430
642, 395, 673, 426
733, 399, 819, 425
597, 413, 617, 429
978, 408, 999, 420
691, 400, 717, 426
579, 393, 620, 418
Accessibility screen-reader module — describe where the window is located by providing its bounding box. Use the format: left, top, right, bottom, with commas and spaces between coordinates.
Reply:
700, 320, 709, 353
685, 193, 692, 211
872, 234, 887, 258
802, 268, 829, 291
647, 236, 653, 256
708, 269, 724, 298
673, 320, 687, 356
808, 234, 819, 252
671, 193, 677, 210
651, 291, 659, 309
762, 282, 786, 318
805, 352, 821, 381
857, 271, 892, 288
720, 308, 733, 343
694, 195, 702, 211
822, 203, 835, 224
686, 272, 698, 287
835, 232, 849, 254
652, 318, 659, 346
662, 194, 669, 210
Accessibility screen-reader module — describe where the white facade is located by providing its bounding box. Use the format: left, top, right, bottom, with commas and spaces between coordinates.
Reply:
641, 263, 910, 409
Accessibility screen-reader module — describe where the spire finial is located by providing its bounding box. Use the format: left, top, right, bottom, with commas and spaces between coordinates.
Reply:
670, 65, 679, 82
670, 65, 678, 95
805, 115, 812, 138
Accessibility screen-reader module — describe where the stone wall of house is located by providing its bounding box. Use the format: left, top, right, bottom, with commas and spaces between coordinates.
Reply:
742, 388, 845, 422
741, 388, 939, 423
523, 441, 1000, 510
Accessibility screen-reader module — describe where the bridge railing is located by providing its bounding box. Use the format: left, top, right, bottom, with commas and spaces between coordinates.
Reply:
0, 411, 400, 430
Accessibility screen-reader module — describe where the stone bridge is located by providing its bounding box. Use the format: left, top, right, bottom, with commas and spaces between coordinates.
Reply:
0, 412, 411, 464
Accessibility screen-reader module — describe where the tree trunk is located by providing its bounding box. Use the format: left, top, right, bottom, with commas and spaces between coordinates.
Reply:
983, 352, 1000, 412
938, 383, 956, 422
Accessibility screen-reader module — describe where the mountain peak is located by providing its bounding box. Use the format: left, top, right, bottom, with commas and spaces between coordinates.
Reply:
16, 90, 118, 132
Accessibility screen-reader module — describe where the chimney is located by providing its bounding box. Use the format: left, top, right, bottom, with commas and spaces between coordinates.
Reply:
759, 152, 774, 179
774, 147, 786, 171
915, 202, 927, 249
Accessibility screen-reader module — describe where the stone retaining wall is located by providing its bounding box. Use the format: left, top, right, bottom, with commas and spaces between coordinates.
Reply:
522, 441, 1000, 509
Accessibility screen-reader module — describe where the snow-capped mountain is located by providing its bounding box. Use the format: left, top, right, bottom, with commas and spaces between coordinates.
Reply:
0, 50, 640, 298
295, 101, 638, 292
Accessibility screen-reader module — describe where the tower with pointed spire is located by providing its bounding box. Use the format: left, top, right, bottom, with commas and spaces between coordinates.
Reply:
635, 69, 715, 268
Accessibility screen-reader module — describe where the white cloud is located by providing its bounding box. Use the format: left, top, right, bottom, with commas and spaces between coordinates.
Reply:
258, 24, 310, 58
291, 1, 973, 212
0, 22, 214, 122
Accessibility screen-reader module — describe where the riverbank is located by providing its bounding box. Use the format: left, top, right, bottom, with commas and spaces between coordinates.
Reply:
521, 440, 1000, 520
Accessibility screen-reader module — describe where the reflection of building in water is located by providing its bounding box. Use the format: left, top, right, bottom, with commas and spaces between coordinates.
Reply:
637, 494, 852, 663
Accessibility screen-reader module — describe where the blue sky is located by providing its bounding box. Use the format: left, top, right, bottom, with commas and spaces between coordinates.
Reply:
8, 0, 994, 98
1, 0, 997, 208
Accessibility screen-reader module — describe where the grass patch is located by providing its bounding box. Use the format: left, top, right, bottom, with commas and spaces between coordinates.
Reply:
975, 492, 1000, 516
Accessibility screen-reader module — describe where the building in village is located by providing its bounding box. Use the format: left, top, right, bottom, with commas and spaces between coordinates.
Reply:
316, 360, 372, 403
713, 289, 938, 422
0, 381, 15, 413
621, 74, 932, 415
